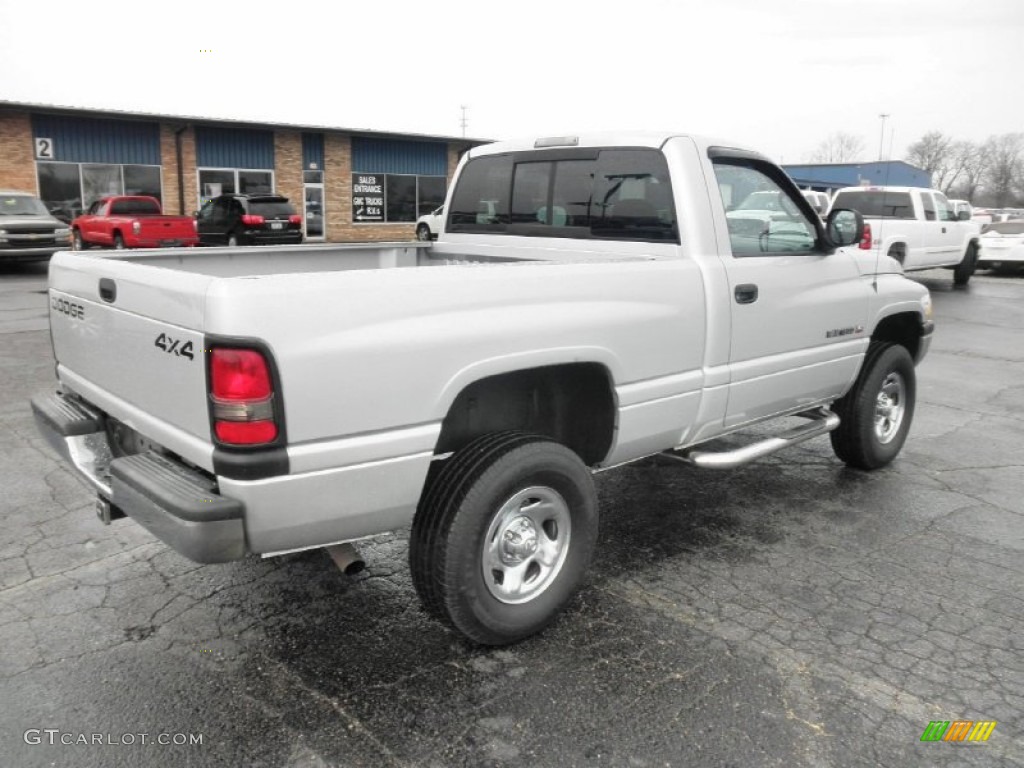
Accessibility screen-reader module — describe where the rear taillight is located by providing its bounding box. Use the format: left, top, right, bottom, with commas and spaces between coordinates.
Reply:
859, 222, 873, 250
209, 348, 278, 445
288, 214, 302, 225
241, 214, 265, 227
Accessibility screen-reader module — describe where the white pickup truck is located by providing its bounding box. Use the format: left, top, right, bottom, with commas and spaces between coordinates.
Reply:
829, 186, 981, 286
32, 132, 934, 645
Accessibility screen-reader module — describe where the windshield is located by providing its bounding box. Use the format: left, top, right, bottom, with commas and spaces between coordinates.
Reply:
0, 194, 50, 216
250, 200, 295, 216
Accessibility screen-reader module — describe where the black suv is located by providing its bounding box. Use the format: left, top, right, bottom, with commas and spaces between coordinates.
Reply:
197, 194, 304, 246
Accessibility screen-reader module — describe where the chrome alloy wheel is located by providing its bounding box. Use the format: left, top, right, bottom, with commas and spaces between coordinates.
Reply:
874, 372, 906, 444
483, 486, 571, 605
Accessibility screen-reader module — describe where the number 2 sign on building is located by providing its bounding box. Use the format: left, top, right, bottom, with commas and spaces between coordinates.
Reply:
352, 174, 385, 222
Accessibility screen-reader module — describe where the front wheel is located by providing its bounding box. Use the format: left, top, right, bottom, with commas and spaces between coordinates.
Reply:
830, 342, 916, 470
72, 229, 87, 251
410, 432, 598, 645
416, 224, 432, 241
953, 243, 978, 286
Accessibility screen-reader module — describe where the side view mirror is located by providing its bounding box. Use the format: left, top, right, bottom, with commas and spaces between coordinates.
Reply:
957, 210, 970, 221
825, 208, 864, 248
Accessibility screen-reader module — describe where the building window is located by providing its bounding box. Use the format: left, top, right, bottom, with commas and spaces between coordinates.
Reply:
350, 173, 447, 224
198, 168, 275, 207
36, 161, 162, 222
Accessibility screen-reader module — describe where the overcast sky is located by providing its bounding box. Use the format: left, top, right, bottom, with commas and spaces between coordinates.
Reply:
1, 0, 1021, 164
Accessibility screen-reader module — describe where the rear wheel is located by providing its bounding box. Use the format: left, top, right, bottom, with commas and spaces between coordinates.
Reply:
227, 233, 239, 247
416, 224, 432, 242
113, 233, 125, 250
830, 342, 916, 470
410, 432, 598, 645
953, 243, 978, 286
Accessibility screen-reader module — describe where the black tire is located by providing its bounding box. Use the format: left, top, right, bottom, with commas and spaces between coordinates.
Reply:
830, 342, 916, 470
113, 233, 125, 250
410, 432, 598, 645
416, 224, 432, 242
72, 229, 87, 251
227, 233, 239, 247
953, 243, 977, 286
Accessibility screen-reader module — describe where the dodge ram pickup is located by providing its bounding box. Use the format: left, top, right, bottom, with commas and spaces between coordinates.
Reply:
72, 196, 199, 250
33, 132, 934, 645
829, 186, 981, 286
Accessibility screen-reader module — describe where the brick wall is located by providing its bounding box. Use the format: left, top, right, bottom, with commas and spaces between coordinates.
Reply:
0, 111, 38, 194
274, 131, 303, 217
157, 125, 197, 215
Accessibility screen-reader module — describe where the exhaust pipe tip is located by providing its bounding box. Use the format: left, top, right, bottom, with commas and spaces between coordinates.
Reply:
326, 543, 366, 576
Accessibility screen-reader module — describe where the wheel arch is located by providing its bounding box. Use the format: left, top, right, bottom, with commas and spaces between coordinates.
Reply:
871, 311, 924, 360
434, 362, 617, 467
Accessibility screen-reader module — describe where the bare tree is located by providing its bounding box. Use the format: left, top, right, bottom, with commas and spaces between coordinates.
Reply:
984, 133, 1024, 207
905, 131, 961, 191
809, 132, 866, 163
947, 140, 989, 202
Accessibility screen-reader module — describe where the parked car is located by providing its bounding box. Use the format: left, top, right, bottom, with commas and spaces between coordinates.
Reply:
801, 190, 831, 218
197, 194, 303, 246
829, 186, 981, 286
0, 190, 72, 261
416, 206, 444, 241
72, 196, 198, 250
977, 220, 1024, 273
949, 199, 973, 220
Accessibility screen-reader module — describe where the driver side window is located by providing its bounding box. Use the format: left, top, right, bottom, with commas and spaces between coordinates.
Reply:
712, 160, 818, 257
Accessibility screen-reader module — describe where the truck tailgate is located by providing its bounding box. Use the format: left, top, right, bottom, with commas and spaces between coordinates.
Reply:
47, 252, 215, 467
138, 216, 196, 242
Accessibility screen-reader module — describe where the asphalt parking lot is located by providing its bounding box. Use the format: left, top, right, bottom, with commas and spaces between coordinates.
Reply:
0, 261, 1021, 767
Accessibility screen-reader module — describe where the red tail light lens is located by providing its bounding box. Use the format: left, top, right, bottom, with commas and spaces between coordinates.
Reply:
210, 348, 278, 445
241, 214, 265, 226
288, 214, 302, 225
859, 222, 873, 250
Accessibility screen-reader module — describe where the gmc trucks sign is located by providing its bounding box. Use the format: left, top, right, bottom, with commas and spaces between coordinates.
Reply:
352, 175, 384, 222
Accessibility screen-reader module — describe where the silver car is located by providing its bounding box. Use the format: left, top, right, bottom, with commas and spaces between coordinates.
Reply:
0, 190, 72, 262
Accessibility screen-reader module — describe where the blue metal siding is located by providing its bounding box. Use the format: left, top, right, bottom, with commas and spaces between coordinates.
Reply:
784, 162, 931, 191
195, 126, 274, 169
31, 114, 160, 164
351, 138, 447, 176
302, 133, 324, 170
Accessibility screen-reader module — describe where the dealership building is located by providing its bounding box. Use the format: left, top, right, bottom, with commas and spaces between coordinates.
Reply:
0, 100, 482, 242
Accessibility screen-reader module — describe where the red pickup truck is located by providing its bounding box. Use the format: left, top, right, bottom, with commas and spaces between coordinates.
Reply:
72, 196, 198, 250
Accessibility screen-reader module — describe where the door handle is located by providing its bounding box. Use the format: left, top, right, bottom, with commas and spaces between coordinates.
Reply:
99, 278, 116, 303
735, 283, 758, 304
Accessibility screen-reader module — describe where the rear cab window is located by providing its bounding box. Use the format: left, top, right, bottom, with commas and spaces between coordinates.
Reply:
831, 190, 916, 219
447, 147, 678, 244
109, 199, 161, 215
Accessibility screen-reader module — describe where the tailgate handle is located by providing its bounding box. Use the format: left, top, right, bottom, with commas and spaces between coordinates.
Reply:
99, 278, 117, 303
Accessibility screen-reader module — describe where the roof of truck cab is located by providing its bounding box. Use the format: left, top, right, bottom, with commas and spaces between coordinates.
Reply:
467, 131, 748, 156
833, 186, 933, 195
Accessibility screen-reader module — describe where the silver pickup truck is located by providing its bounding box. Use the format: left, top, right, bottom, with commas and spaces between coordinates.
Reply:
32, 132, 934, 645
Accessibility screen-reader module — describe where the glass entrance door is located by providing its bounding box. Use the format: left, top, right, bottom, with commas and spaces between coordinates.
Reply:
304, 185, 325, 240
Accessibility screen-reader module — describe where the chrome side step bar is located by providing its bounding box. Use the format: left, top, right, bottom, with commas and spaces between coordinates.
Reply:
664, 408, 840, 470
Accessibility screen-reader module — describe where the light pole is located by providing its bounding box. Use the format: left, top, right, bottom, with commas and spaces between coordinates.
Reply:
878, 114, 890, 161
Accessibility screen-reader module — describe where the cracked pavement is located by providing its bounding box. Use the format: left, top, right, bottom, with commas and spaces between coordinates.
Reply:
0, 260, 1022, 767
